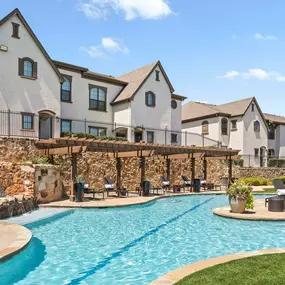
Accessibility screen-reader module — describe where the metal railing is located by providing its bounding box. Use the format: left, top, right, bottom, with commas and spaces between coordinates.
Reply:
0, 109, 222, 147
233, 155, 285, 168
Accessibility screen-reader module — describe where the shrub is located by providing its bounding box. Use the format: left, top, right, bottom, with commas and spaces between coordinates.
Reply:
61, 132, 128, 141
274, 176, 285, 184
239, 177, 271, 186
233, 159, 244, 167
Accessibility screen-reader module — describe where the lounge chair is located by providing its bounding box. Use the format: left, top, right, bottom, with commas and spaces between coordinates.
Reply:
104, 177, 129, 197
160, 176, 170, 191
83, 184, 105, 199
181, 175, 191, 190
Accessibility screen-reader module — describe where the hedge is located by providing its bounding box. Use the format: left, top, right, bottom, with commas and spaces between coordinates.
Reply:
61, 132, 128, 141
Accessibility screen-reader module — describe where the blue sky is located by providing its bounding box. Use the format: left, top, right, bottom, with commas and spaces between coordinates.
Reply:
2, 0, 285, 115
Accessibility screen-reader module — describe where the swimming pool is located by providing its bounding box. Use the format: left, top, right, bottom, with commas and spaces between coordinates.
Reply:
1, 195, 285, 285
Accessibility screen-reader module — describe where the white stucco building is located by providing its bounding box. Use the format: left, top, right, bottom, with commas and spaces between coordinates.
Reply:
0, 8, 186, 143
182, 97, 271, 167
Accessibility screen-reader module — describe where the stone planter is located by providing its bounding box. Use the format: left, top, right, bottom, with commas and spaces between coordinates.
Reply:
229, 196, 247, 213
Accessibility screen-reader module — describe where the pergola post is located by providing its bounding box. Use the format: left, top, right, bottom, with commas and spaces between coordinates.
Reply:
203, 158, 207, 180
116, 157, 122, 190
70, 153, 78, 202
228, 156, 233, 187
191, 154, 195, 192
139, 156, 146, 195
166, 158, 171, 183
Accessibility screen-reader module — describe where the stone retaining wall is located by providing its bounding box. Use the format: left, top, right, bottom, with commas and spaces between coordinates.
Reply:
238, 167, 285, 180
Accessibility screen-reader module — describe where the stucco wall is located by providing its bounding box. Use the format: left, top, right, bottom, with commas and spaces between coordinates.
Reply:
130, 66, 173, 144
0, 14, 61, 138
181, 117, 220, 147
58, 68, 124, 136
242, 103, 268, 167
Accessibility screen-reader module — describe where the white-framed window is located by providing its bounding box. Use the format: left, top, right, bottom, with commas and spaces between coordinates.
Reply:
202, 120, 209, 135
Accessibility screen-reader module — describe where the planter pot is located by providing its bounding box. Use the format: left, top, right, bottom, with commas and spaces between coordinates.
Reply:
229, 197, 247, 213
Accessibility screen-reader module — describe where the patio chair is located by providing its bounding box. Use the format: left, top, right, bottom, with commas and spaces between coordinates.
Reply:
104, 177, 129, 197
181, 175, 191, 190
160, 176, 170, 191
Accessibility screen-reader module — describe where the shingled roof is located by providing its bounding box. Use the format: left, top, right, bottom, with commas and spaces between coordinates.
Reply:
264, 113, 285, 125
111, 61, 175, 105
182, 97, 264, 123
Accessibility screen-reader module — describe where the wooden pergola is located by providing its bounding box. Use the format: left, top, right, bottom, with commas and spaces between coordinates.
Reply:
35, 137, 240, 199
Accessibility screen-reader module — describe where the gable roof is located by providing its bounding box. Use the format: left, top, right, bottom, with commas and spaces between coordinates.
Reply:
182, 97, 267, 126
0, 8, 64, 82
182, 101, 230, 123
111, 61, 175, 105
264, 113, 285, 125
53, 60, 128, 86
215, 97, 254, 117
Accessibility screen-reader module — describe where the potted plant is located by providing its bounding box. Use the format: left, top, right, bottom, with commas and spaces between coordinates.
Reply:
74, 175, 85, 202
226, 181, 254, 213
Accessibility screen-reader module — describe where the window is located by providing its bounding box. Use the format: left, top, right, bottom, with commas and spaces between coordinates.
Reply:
89, 85, 107, 111
171, 133, 178, 144
268, 149, 275, 158
61, 75, 72, 102
221, 118, 228, 135
145, 91, 156, 107
268, 124, 275, 140
254, 120, 260, 132
18, 58, 37, 79
147, 131, 154, 143
155, 70, 160, 81
231, 120, 237, 130
254, 148, 259, 158
251, 104, 255, 111
89, 127, 107, 137
171, 99, 177, 109
12, 22, 19, 38
22, 113, 34, 130
202, 120, 209, 135
61, 120, 72, 134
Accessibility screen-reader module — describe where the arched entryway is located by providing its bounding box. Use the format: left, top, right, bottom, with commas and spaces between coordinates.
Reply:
38, 110, 55, 139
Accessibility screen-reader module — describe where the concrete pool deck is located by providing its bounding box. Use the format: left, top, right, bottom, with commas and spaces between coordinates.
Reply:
0, 222, 32, 261
213, 198, 285, 221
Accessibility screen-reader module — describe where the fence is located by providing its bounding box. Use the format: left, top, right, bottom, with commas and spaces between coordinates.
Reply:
0, 110, 221, 147
233, 155, 285, 168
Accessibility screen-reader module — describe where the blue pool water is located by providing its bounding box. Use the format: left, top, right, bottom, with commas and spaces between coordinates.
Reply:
1, 195, 285, 285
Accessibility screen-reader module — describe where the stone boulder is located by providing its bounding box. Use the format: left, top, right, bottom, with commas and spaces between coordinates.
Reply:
0, 194, 38, 219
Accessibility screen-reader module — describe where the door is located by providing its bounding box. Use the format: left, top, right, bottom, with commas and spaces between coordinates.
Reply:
260, 147, 266, 167
135, 131, 143, 143
39, 114, 52, 139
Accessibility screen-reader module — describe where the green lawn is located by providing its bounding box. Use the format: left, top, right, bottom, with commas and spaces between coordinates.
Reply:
254, 188, 275, 194
175, 254, 285, 285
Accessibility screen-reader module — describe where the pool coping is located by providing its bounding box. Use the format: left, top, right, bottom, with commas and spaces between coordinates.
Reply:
39, 192, 226, 209
148, 248, 285, 285
213, 198, 285, 221
0, 222, 32, 262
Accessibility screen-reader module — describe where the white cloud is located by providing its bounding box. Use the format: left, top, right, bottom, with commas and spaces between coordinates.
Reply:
76, 0, 174, 20
254, 33, 279, 41
218, 69, 285, 82
217, 70, 239, 79
79, 46, 106, 57
80, 37, 129, 57
242, 69, 270, 80
101, 37, 129, 53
